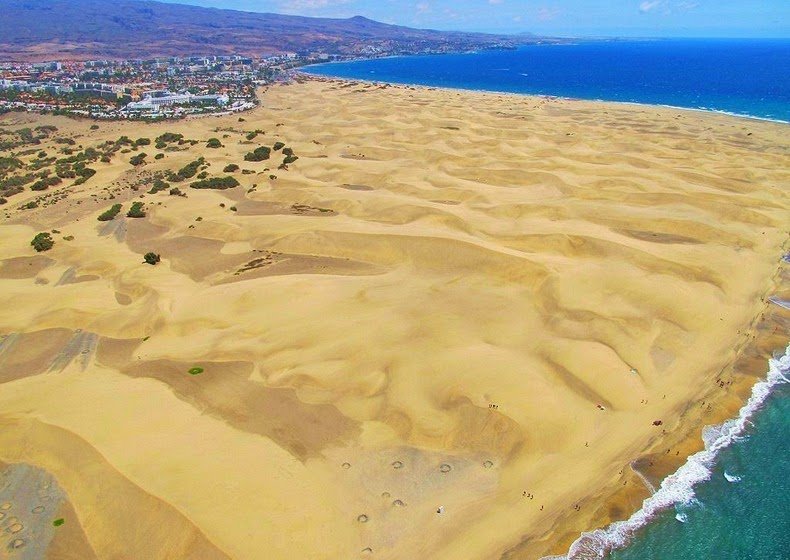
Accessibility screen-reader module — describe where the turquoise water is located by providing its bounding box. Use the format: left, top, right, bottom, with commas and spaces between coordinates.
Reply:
305, 39, 790, 122
559, 347, 790, 560
611, 382, 790, 560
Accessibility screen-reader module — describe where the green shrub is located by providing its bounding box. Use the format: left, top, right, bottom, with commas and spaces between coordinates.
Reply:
148, 179, 170, 194
135, 137, 151, 146
188, 367, 204, 375
206, 138, 223, 149
244, 147, 270, 162
177, 157, 205, 179
169, 187, 183, 196
127, 201, 146, 218
196, 171, 209, 179
190, 176, 240, 190
273, 141, 285, 151
223, 164, 239, 173
282, 147, 294, 157
130, 153, 148, 166
283, 155, 299, 165
155, 132, 184, 144
31, 232, 54, 252
155, 153, 165, 160
97, 203, 122, 221
144, 252, 161, 265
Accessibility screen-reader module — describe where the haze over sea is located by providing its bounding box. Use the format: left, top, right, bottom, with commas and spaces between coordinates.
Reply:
308, 39, 790, 559
306, 39, 790, 122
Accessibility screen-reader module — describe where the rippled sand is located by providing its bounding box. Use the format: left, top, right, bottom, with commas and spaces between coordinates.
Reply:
0, 78, 787, 559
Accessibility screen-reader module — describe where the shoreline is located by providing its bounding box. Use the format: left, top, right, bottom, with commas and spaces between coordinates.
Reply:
547, 341, 790, 560
534, 242, 790, 559
299, 59, 790, 125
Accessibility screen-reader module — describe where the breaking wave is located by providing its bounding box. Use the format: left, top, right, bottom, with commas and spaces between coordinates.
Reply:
545, 344, 790, 560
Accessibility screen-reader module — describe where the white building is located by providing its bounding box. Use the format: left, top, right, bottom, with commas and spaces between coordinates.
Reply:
125, 92, 229, 112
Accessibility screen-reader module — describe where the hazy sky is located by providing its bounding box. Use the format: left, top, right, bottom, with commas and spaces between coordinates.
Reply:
152, 0, 789, 37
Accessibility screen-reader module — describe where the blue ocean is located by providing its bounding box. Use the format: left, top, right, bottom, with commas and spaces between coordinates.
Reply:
307, 40, 790, 559
305, 39, 790, 122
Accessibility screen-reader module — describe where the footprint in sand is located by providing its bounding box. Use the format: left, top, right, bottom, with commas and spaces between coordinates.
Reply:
483, 460, 494, 469
9, 539, 25, 549
32, 506, 45, 514
392, 460, 404, 469
392, 499, 406, 507
440, 463, 452, 473
9, 522, 24, 533
357, 514, 369, 523
381, 492, 391, 499
0, 502, 10, 510
341, 462, 351, 470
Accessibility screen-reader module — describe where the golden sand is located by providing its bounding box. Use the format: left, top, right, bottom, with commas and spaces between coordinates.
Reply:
0, 79, 788, 559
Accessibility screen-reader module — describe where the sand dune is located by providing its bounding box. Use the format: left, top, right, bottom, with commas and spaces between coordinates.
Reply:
0, 79, 787, 559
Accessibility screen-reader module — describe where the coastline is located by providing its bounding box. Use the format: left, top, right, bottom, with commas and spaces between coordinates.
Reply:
1, 79, 788, 560
299, 70, 790, 126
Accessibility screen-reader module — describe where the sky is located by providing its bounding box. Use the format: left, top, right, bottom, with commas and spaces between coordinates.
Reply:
152, 0, 790, 38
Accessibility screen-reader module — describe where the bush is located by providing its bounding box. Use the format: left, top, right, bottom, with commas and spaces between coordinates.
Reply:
127, 201, 146, 218
97, 203, 123, 221
223, 164, 239, 173
90, 124, 100, 130
244, 146, 270, 162
169, 187, 183, 196
155, 153, 165, 160
190, 176, 240, 190
143, 252, 161, 265
177, 157, 205, 179
273, 141, 285, 151
148, 179, 170, 194
283, 155, 299, 165
245, 131, 258, 141
155, 132, 183, 144
206, 138, 223, 149
136, 137, 151, 146
282, 147, 294, 157
130, 153, 148, 166
196, 171, 209, 179
31, 232, 54, 252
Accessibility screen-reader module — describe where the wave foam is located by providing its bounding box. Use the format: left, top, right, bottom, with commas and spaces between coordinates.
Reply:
550, 344, 790, 560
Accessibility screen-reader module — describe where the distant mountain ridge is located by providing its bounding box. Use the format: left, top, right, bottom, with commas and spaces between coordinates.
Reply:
0, 0, 546, 62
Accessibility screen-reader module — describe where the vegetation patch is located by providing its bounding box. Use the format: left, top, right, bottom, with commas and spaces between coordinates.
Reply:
223, 164, 239, 173
144, 252, 161, 265
206, 138, 223, 148
129, 153, 148, 166
126, 201, 146, 218
53, 518, 65, 527
244, 146, 270, 162
190, 176, 240, 190
98, 203, 123, 221
188, 367, 204, 375
31, 232, 54, 252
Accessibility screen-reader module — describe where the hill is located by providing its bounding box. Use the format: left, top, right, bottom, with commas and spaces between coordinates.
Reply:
0, 0, 544, 62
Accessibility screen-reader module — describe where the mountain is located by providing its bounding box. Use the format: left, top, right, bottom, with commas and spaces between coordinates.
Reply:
0, 0, 544, 62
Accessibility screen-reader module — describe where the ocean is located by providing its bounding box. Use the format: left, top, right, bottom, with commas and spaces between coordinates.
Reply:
306, 40, 790, 559
304, 39, 790, 122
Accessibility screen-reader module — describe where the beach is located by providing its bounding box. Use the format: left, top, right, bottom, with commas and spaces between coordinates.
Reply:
0, 78, 788, 559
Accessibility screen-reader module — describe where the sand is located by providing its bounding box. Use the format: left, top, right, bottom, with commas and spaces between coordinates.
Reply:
0, 78, 788, 560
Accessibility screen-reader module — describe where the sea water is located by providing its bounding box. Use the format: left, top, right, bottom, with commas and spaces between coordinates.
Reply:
563, 347, 790, 560
305, 39, 790, 122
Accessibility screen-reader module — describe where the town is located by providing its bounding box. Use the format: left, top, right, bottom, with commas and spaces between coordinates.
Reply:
0, 53, 327, 120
